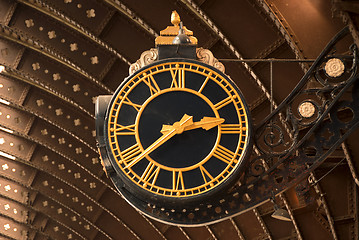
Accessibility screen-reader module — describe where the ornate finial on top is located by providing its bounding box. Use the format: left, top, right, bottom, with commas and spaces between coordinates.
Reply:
155, 11, 197, 46
171, 11, 180, 26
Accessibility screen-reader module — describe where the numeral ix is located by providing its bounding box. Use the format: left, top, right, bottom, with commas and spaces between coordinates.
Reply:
114, 124, 136, 135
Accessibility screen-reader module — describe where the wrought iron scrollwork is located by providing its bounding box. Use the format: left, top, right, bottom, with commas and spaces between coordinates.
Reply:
120, 27, 359, 226
254, 27, 358, 164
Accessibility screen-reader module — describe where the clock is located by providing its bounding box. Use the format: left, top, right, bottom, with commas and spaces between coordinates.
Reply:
97, 58, 252, 204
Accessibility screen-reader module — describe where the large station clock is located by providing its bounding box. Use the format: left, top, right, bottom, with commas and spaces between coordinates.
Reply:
100, 58, 251, 204
96, 11, 251, 208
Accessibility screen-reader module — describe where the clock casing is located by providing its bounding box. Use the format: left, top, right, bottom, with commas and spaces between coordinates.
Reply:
97, 58, 252, 205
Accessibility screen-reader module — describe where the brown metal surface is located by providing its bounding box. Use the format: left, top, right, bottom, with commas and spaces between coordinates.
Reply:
0, 0, 358, 239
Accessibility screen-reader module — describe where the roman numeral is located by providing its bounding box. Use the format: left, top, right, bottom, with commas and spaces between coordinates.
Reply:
114, 124, 136, 135
142, 74, 161, 95
198, 73, 211, 93
199, 165, 214, 183
121, 96, 142, 112
220, 124, 242, 134
140, 162, 160, 187
173, 171, 185, 191
120, 143, 142, 165
214, 96, 233, 110
170, 67, 185, 88
213, 145, 235, 164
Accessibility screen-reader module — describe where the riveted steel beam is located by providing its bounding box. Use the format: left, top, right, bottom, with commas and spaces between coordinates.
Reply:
17, 0, 132, 66
0, 24, 112, 94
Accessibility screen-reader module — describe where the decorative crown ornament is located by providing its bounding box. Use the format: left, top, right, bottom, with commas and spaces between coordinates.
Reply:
155, 11, 197, 46
129, 12, 225, 74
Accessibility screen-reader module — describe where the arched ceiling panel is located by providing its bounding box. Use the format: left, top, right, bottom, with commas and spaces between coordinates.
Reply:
0, 0, 358, 239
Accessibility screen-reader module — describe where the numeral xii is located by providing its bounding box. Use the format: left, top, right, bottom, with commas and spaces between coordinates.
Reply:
170, 67, 185, 88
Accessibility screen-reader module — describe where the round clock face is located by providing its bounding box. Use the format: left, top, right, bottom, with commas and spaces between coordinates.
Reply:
105, 59, 251, 202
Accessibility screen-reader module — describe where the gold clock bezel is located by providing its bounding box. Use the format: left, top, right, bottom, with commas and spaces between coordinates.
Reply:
106, 60, 251, 198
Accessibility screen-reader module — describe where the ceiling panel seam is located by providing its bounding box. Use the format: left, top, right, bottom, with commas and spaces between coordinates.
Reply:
0, 131, 155, 239
0, 157, 116, 239
0, 175, 91, 240
229, 218, 245, 240
3, 103, 96, 153
309, 172, 339, 240
253, 0, 309, 72
0, 130, 117, 200
16, 0, 132, 67
0, 23, 113, 94
103, 0, 159, 38
1, 68, 95, 118
341, 142, 359, 187
0, 195, 52, 239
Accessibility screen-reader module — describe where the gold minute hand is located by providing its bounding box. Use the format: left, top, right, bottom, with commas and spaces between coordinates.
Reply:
124, 114, 193, 169
161, 116, 224, 134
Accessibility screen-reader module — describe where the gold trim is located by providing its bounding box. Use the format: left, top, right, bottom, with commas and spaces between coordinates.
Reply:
155, 36, 198, 46
160, 11, 193, 36
155, 11, 197, 45
159, 26, 193, 36
171, 10, 181, 26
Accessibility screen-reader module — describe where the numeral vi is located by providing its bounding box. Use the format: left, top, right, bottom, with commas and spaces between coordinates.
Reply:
173, 171, 185, 190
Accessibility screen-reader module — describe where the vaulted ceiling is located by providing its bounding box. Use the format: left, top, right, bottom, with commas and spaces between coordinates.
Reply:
0, 0, 358, 239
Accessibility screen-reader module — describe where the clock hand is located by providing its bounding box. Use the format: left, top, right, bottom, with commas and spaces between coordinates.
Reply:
161, 116, 224, 134
124, 114, 193, 169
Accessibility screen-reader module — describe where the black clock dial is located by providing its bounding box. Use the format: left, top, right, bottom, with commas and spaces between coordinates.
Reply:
138, 90, 217, 168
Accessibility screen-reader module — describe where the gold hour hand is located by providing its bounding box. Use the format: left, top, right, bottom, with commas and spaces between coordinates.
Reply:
161, 116, 224, 134
124, 114, 193, 169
